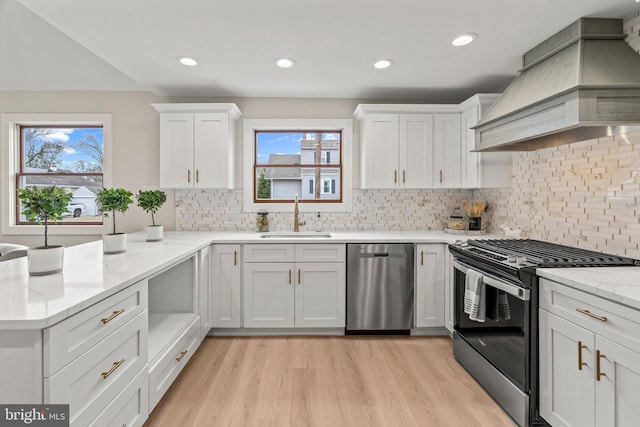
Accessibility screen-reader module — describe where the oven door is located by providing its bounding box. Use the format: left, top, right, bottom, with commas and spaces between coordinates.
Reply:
453, 259, 530, 392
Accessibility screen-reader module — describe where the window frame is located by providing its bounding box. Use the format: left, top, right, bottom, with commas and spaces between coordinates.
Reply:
1, 113, 113, 236
243, 118, 352, 213
253, 129, 343, 204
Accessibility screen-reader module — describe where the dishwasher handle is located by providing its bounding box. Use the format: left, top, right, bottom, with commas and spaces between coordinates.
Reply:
373, 253, 389, 257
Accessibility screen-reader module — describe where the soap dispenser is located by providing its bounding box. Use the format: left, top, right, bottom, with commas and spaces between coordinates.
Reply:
315, 212, 323, 232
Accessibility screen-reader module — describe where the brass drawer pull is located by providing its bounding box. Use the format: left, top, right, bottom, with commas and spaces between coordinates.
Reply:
176, 350, 188, 362
576, 308, 608, 322
101, 358, 125, 379
596, 350, 606, 381
578, 341, 588, 370
101, 309, 125, 324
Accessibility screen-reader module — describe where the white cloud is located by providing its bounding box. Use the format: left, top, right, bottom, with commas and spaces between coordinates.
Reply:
63, 147, 76, 154
42, 129, 73, 142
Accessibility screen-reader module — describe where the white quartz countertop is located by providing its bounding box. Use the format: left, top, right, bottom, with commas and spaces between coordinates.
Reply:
0, 230, 499, 329
537, 267, 640, 310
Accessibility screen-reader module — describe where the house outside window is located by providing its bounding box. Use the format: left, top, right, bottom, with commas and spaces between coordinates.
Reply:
1, 113, 112, 235
243, 118, 352, 213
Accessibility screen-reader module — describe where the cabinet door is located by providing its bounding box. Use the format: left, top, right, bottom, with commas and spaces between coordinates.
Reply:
159, 113, 194, 188
243, 263, 295, 328
461, 105, 480, 188
361, 114, 399, 189
539, 309, 596, 427
295, 263, 346, 328
211, 245, 242, 328
399, 114, 434, 188
415, 244, 445, 328
595, 336, 640, 427
194, 113, 230, 188
433, 113, 462, 188
198, 246, 211, 339
443, 247, 454, 333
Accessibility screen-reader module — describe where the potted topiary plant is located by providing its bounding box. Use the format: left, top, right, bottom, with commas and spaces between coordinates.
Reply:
136, 189, 167, 241
17, 185, 72, 275
96, 187, 133, 254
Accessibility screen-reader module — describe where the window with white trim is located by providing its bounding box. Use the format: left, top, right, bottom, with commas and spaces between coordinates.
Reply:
1, 113, 112, 235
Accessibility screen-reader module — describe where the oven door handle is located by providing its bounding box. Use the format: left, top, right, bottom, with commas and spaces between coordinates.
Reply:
452, 259, 530, 301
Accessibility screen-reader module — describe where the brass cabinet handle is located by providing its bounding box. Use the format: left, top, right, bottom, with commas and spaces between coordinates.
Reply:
101, 358, 125, 379
421, 251, 424, 266
176, 350, 188, 362
578, 341, 588, 370
289, 269, 292, 284
298, 269, 301, 284
234, 250, 237, 266
196, 169, 199, 183
439, 170, 443, 183
187, 169, 191, 183
403, 170, 406, 183
576, 308, 608, 322
596, 350, 606, 381
101, 309, 125, 324
394, 170, 397, 184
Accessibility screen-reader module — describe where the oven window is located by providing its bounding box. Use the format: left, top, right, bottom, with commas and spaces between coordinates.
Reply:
454, 268, 529, 391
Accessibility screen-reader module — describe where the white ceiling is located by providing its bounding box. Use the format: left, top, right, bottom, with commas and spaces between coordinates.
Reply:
3, 0, 639, 101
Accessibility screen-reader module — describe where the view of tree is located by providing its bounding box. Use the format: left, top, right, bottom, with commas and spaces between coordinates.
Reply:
257, 169, 271, 199
74, 134, 103, 169
24, 129, 65, 169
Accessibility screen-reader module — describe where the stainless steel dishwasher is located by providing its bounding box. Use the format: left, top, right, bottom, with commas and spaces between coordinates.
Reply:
346, 243, 415, 333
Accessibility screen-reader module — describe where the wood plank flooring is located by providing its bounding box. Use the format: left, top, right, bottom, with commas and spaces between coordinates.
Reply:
144, 336, 517, 427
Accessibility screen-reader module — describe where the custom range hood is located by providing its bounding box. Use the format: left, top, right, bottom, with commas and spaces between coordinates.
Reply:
475, 18, 640, 151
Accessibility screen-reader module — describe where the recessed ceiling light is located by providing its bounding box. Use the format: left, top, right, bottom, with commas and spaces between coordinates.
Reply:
451, 33, 478, 47
373, 59, 394, 69
177, 56, 198, 66
274, 58, 295, 68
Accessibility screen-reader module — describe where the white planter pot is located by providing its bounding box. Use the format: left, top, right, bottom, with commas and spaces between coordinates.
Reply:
145, 225, 164, 242
103, 233, 127, 254
27, 245, 64, 276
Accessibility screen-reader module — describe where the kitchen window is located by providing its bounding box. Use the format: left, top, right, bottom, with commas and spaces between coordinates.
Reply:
1, 113, 112, 235
243, 118, 353, 213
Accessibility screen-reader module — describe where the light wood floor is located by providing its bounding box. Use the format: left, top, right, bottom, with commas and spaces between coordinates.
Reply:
145, 336, 517, 427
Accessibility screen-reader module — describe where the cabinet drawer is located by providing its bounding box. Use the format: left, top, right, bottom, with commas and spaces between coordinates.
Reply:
88, 369, 148, 427
149, 316, 200, 411
44, 280, 148, 376
540, 278, 640, 353
295, 244, 345, 263
244, 244, 294, 262
45, 311, 148, 427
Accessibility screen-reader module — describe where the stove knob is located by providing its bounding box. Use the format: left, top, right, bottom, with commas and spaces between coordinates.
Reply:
516, 257, 527, 266
507, 256, 517, 263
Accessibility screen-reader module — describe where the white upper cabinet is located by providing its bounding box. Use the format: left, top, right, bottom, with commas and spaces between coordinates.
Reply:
433, 113, 462, 188
459, 95, 512, 188
152, 103, 242, 189
354, 99, 510, 190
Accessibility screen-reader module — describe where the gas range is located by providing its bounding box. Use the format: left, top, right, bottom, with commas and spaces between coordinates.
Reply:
449, 239, 639, 288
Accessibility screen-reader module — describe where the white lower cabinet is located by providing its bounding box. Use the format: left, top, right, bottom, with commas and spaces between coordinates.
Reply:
89, 369, 148, 427
415, 244, 445, 328
243, 244, 345, 328
539, 279, 640, 427
198, 246, 212, 339
444, 247, 455, 333
211, 244, 242, 328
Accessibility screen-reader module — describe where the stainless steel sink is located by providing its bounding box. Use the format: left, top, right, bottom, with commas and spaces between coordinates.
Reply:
260, 231, 332, 238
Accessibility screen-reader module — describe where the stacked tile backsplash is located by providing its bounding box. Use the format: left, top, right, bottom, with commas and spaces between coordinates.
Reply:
175, 188, 473, 232
476, 132, 640, 259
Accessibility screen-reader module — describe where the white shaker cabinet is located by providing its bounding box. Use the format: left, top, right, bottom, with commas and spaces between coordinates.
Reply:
211, 244, 242, 328
415, 244, 445, 328
459, 94, 512, 188
198, 246, 212, 339
355, 106, 440, 189
243, 244, 345, 328
433, 114, 462, 188
151, 103, 242, 189
443, 246, 455, 333
539, 278, 640, 427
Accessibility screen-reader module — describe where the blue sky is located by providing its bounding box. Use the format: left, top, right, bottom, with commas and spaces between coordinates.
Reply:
256, 132, 339, 164
36, 127, 103, 171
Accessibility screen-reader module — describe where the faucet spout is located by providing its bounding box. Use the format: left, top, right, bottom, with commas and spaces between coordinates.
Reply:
293, 194, 305, 232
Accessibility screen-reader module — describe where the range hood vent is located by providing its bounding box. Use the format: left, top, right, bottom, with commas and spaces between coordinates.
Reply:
475, 18, 640, 151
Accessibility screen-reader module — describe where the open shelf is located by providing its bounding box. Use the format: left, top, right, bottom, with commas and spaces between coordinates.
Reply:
148, 312, 197, 363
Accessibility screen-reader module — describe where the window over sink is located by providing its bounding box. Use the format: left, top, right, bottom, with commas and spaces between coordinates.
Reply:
243, 119, 353, 213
